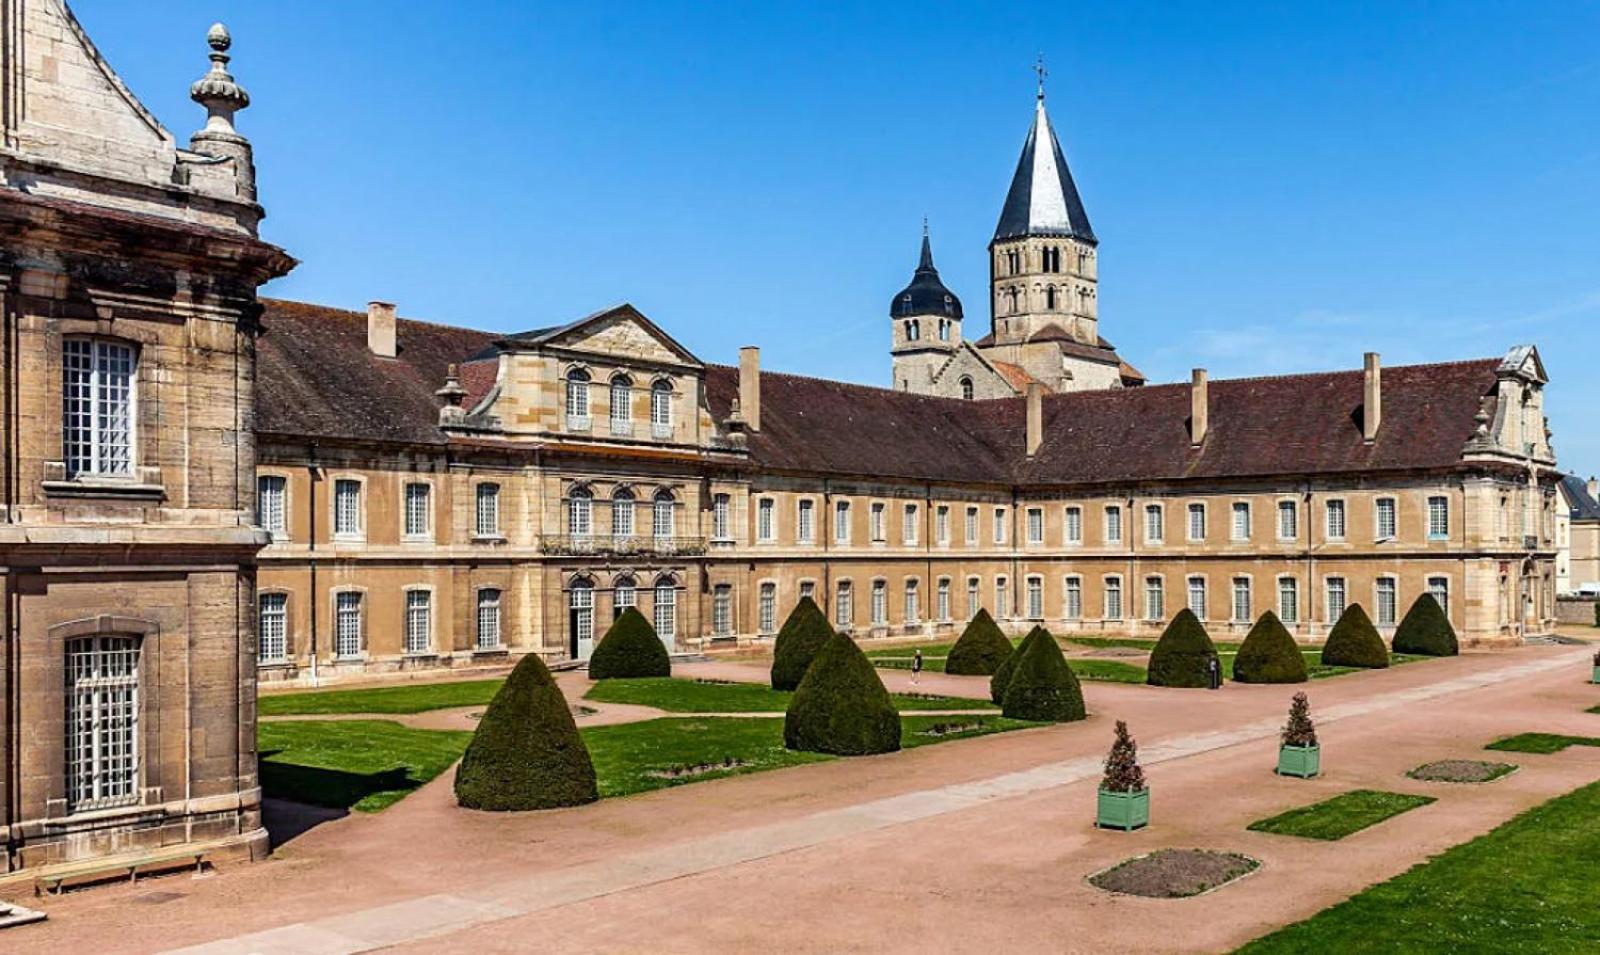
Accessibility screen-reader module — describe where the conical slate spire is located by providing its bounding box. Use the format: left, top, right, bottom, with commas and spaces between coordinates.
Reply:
993, 93, 1095, 244
891, 226, 962, 319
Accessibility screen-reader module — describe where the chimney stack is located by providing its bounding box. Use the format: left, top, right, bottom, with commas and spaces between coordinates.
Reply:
368, 301, 397, 358
1190, 368, 1209, 446
1025, 383, 1043, 457
1363, 352, 1382, 442
739, 346, 761, 432
1588, 476, 1598, 501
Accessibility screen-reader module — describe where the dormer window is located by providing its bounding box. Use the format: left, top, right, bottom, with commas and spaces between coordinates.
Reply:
565, 368, 591, 431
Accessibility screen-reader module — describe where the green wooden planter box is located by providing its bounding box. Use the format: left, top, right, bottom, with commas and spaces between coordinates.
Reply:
1096, 787, 1149, 831
1591, 665, 1600, 685
1276, 744, 1321, 778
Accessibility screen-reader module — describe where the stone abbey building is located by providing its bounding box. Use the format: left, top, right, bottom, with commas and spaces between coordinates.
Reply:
0, 0, 1563, 881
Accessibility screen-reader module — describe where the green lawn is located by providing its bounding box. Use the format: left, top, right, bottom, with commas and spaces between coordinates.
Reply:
1486, 732, 1600, 754
260, 679, 504, 716
1236, 780, 1600, 952
584, 677, 996, 712
259, 713, 1039, 809
1247, 790, 1436, 841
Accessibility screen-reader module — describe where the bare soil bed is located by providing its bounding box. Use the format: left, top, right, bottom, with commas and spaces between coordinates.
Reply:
1406, 759, 1517, 783
1089, 848, 1259, 899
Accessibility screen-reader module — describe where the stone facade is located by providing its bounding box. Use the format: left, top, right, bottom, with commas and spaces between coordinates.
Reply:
0, 2, 292, 881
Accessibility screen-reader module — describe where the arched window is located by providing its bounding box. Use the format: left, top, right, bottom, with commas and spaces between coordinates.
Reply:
653, 489, 675, 541
1045, 286, 1058, 310
938, 318, 951, 342
611, 487, 635, 538
613, 575, 637, 617
650, 380, 673, 438
959, 376, 975, 401
568, 486, 593, 538
609, 374, 632, 436
565, 368, 591, 429
1006, 288, 1019, 313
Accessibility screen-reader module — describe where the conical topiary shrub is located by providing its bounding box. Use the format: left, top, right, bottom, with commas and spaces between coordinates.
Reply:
990, 625, 1048, 704
587, 607, 671, 680
784, 632, 902, 756
771, 596, 833, 691
945, 608, 1014, 676
1320, 603, 1389, 668
1001, 627, 1087, 722
1232, 611, 1308, 684
455, 654, 599, 811
1391, 595, 1459, 657
1146, 609, 1219, 688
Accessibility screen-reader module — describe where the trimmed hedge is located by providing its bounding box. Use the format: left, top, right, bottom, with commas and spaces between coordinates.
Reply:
1232, 611, 1308, 684
991, 625, 1048, 704
771, 597, 833, 691
784, 632, 902, 756
945, 609, 1014, 676
1391, 595, 1459, 657
455, 653, 599, 811
587, 607, 671, 680
1146, 609, 1219, 688
1321, 604, 1390, 669
1001, 627, 1086, 722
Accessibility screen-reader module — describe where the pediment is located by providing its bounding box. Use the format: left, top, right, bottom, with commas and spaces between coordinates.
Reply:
529, 305, 702, 369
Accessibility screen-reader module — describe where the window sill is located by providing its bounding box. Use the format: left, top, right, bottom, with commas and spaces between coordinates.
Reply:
42, 479, 165, 501
472, 646, 508, 656
472, 535, 507, 544
257, 659, 294, 669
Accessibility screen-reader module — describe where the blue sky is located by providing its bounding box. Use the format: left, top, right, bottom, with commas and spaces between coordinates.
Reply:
76, 2, 1600, 473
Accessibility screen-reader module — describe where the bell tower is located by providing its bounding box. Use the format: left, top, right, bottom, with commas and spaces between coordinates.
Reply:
890, 223, 963, 392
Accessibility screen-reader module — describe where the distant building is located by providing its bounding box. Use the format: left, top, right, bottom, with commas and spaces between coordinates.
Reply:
1557, 474, 1600, 594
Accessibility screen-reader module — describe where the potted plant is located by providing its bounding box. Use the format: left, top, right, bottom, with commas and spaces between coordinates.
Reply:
1276, 691, 1320, 778
1096, 720, 1149, 830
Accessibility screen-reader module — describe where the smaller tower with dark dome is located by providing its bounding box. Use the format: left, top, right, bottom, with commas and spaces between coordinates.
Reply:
890, 223, 963, 392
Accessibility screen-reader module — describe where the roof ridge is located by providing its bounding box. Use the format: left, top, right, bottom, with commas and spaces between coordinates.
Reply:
261, 297, 496, 337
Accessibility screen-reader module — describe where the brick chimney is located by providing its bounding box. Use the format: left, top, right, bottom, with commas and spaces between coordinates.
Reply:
1026, 383, 1043, 457
1190, 368, 1209, 446
739, 346, 761, 432
368, 301, 397, 359
1589, 476, 1598, 501
1363, 352, 1382, 442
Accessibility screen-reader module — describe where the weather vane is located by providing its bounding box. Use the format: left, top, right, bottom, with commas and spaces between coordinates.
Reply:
1034, 53, 1048, 100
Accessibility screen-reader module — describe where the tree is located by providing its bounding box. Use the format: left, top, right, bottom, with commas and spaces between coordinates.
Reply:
587, 607, 671, 680
1320, 604, 1390, 668
784, 632, 902, 756
1231, 611, 1309, 683
1101, 721, 1146, 793
1391, 595, 1459, 657
1000, 627, 1087, 722
990, 625, 1048, 704
770, 596, 833, 691
945, 608, 1014, 676
1146, 609, 1219, 688
455, 654, 599, 811
1281, 692, 1317, 748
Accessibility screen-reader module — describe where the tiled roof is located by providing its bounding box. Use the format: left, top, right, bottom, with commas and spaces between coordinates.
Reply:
990, 361, 1040, 392
1560, 474, 1600, 521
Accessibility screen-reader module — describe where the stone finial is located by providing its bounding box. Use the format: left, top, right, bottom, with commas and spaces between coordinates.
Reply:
189, 23, 257, 201
436, 365, 467, 406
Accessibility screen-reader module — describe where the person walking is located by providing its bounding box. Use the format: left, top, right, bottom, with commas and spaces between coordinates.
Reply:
911, 648, 924, 686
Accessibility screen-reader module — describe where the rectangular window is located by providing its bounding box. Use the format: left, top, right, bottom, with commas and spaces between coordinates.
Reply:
835, 500, 851, 543
871, 580, 887, 625
1232, 502, 1251, 541
66, 635, 140, 811
1278, 578, 1299, 624
613, 493, 636, 539
1428, 496, 1450, 540
1027, 507, 1044, 545
759, 582, 777, 634
757, 498, 775, 542
1278, 500, 1298, 540
712, 585, 733, 636
966, 577, 980, 619
334, 479, 362, 538
965, 506, 979, 545
1104, 577, 1123, 620
799, 580, 815, 600
904, 579, 920, 624
63, 338, 135, 479
996, 577, 1009, 617
1376, 578, 1397, 625
653, 495, 675, 540
1145, 504, 1164, 544
404, 590, 432, 654
1232, 577, 1252, 622
1376, 498, 1397, 540
650, 382, 673, 438
1428, 576, 1450, 615
1325, 577, 1347, 622
1064, 506, 1083, 544
475, 483, 500, 538
654, 582, 676, 639
870, 502, 886, 542
335, 591, 363, 658
1064, 577, 1083, 619
1105, 505, 1123, 544
477, 589, 502, 650
1026, 576, 1043, 619
993, 507, 1007, 545
936, 579, 951, 621
258, 475, 287, 537
835, 581, 853, 628
1326, 500, 1347, 540
404, 482, 431, 539
904, 504, 919, 545
609, 378, 632, 436
1145, 577, 1165, 622
1188, 576, 1207, 618
1188, 503, 1206, 541
936, 505, 950, 545
797, 499, 815, 543
566, 374, 590, 430
712, 494, 731, 540
258, 593, 288, 663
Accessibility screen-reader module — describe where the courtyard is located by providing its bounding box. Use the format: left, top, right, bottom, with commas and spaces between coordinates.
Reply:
8, 639, 1598, 954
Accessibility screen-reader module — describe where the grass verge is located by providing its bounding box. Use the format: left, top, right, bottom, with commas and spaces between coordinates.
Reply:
1486, 732, 1600, 754
259, 719, 472, 812
260, 679, 504, 716
1236, 780, 1600, 952
1247, 789, 1436, 841
583, 677, 995, 712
